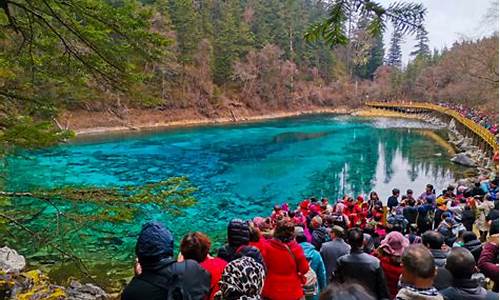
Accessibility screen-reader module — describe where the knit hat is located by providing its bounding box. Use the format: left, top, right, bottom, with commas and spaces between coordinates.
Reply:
215, 257, 265, 300
135, 222, 174, 266
379, 231, 409, 257
228, 219, 250, 247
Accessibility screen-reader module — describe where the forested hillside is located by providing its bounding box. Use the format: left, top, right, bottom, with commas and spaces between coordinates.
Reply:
0, 0, 497, 136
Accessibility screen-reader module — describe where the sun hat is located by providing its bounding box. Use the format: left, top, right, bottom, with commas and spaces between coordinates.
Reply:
379, 231, 409, 257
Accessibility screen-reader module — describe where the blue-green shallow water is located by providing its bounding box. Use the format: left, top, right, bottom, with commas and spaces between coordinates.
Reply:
2, 115, 469, 288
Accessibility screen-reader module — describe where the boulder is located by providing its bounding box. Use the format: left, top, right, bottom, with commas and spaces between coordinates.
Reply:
0, 247, 26, 273
66, 280, 107, 300
451, 153, 477, 167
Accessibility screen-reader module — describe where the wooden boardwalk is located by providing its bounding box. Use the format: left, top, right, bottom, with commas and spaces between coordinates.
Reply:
366, 101, 498, 151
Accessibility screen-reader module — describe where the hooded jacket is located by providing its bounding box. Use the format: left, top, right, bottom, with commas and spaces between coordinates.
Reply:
262, 239, 309, 300
122, 222, 210, 300
300, 242, 327, 299
440, 278, 498, 300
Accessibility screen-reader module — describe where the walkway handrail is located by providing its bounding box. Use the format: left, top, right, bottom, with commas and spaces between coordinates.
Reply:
366, 101, 498, 151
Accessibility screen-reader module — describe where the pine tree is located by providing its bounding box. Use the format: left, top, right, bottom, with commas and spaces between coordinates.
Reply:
366, 33, 385, 78
213, 0, 253, 84
386, 30, 403, 69
410, 26, 431, 58
168, 0, 201, 64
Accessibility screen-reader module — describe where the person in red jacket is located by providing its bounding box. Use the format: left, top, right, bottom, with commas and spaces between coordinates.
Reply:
344, 197, 362, 228
262, 219, 309, 300
374, 231, 409, 299
180, 232, 227, 300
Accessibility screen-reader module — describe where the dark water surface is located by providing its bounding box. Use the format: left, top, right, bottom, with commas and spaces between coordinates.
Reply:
3, 115, 468, 288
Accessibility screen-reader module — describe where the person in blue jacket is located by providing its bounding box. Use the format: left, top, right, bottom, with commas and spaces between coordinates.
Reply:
295, 226, 326, 300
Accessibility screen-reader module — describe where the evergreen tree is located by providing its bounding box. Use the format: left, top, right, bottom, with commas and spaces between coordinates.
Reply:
213, 0, 253, 84
366, 33, 385, 78
410, 26, 431, 58
386, 30, 403, 69
168, 0, 201, 64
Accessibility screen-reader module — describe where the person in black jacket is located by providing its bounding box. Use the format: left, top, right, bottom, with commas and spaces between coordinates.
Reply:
217, 219, 252, 262
121, 222, 210, 300
440, 247, 498, 300
462, 231, 482, 263
461, 204, 476, 232
387, 188, 400, 212
334, 228, 390, 300
422, 230, 452, 290
403, 198, 418, 226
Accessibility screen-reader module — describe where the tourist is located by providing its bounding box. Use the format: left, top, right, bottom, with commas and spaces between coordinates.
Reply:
214, 256, 265, 300
419, 184, 436, 204
180, 232, 227, 300
434, 197, 449, 230
396, 244, 443, 300
475, 195, 495, 242
478, 218, 499, 292
422, 231, 452, 290
486, 200, 499, 223
416, 196, 434, 233
461, 231, 482, 263
217, 219, 251, 262
121, 222, 210, 300
331, 203, 349, 228
487, 177, 498, 202
310, 215, 329, 250
461, 204, 476, 232
319, 283, 375, 300
333, 228, 390, 300
402, 197, 418, 227
320, 225, 350, 280
296, 226, 327, 300
367, 191, 382, 217
262, 219, 309, 300
374, 231, 409, 299
249, 220, 268, 257
387, 188, 400, 212
471, 181, 486, 197
440, 247, 498, 300
405, 224, 422, 244
344, 197, 362, 228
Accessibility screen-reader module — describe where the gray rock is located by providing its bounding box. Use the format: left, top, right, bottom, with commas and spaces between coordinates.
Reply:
451, 153, 477, 167
66, 280, 108, 300
0, 246, 26, 273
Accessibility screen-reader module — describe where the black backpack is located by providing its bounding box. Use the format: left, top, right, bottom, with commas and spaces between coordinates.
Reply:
137, 260, 192, 300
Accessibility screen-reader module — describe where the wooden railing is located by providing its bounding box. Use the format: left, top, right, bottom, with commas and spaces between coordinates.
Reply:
366, 101, 498, 151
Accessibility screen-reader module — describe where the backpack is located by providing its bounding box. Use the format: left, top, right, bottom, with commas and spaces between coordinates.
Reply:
137, 260, 192, 300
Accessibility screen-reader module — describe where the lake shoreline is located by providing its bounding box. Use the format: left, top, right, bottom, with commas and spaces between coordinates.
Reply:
73, 107, 428, 138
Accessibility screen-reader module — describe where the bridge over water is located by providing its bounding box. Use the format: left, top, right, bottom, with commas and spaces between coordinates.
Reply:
366, 101, 499, 155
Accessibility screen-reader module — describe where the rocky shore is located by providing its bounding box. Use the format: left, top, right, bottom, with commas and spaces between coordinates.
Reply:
0, 247, 108, 299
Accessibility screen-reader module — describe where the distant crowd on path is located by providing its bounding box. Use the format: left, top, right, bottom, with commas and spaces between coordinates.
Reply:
121, 174, 500, 300
437, 102, 499, 136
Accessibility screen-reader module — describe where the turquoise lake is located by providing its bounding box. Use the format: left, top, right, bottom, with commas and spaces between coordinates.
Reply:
2, 115, 469, 286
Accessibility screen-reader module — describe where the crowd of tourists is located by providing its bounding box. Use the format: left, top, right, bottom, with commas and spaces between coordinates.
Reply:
437, 102, 499, 136
121, 175, 499, 300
